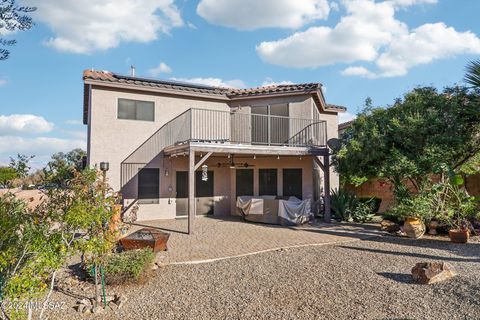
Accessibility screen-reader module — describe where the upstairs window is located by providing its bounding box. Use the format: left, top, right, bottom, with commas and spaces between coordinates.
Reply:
118, 98, 154, 121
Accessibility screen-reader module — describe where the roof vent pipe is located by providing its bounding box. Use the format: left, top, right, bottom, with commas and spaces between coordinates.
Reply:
130, 65, 135, 77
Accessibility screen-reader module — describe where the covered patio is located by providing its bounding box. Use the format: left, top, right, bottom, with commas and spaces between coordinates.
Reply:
163, 142, 333, 234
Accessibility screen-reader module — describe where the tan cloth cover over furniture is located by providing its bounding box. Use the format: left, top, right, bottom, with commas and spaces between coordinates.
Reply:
236, 196, 312, 226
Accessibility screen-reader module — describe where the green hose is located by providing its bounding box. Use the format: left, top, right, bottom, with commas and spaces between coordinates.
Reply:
100, 266, 106, 307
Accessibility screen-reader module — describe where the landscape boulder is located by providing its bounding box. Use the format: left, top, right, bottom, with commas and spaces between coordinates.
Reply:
411, 262, 456, 284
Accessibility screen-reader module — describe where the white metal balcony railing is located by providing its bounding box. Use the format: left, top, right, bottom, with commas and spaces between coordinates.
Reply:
120, 108, 327, 187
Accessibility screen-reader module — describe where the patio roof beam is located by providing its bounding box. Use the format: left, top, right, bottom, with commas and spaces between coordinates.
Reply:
194, 151, 213, 170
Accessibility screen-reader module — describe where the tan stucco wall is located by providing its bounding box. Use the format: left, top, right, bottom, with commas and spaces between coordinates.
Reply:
88, 86, 230, 191
88, 86, 341, 220
121, 154, 314, 221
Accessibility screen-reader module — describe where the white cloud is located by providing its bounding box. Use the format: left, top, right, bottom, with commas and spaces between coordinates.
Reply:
0, 79, 7, 86
257, 0, 480, 78
0, 136, 86, 159
148, 62, 172, 77
375, 23, 480, 77
257, 0, 407, 68
0, 114, 53, 135
187, 22, 198, 30
22, 0, 183, 54
261, 77, 294, 86
388, 0, 437, 8
341, 66, 376, 78
170, 77, 246, 88
339, 111, 357, 124
64, 119, 83, 125
197, 0, 330, 30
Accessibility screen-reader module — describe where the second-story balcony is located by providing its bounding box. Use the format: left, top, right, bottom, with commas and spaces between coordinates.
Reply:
121, 108, 328, 187
166, 108, 326, 146
123, 108, 327, 164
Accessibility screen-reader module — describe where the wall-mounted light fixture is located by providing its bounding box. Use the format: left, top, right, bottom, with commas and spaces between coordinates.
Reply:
99, 162, 109, 172
165, 169, 169, 177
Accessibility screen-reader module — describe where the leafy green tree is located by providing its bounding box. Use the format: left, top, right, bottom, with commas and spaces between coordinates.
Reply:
9, 154, 34, 179
0, 0, 36, 60
0, 168, 118, 318
0, 167, 18, 188
0, 193, 66, 320
465, 59, 480, 89
334, 86, 480, 201
43, 148, 86, 186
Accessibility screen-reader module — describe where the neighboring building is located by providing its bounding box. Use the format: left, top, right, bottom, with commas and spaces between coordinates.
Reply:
83, 70, 345, 232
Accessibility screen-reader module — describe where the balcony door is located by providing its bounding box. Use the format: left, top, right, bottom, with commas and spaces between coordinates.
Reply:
251, 104, 289, 145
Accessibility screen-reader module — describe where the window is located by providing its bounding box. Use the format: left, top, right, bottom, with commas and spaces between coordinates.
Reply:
236, 169, 253, 197
138, 168, 159, 204
283, 169, 302, 199
259, 169, 277, 196
118, 98, 154, 121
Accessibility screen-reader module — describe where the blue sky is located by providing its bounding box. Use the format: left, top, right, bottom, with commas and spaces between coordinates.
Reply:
1, 0, 479, 167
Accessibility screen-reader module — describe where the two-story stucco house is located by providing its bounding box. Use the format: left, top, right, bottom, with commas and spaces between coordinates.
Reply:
83, 69, 345, 233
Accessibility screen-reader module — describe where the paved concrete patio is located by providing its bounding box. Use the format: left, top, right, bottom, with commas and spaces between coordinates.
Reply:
129, 217, 382, 264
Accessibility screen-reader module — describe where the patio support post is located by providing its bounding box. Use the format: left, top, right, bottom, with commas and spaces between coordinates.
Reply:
323, 155, 331, 223
188, 149, 195, 235
314, 155, 331, 223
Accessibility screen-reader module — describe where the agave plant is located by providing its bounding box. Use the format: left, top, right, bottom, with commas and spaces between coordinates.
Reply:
331, 189, 358, 222
464, 60, 480, 88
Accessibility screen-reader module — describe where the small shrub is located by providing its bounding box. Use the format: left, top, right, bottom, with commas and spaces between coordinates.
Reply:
96, 249, 154, 285
358, 197, 382, 213
352, 201, 376, 223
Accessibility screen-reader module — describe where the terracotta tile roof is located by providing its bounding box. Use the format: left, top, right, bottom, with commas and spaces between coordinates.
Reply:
338, 120, 354, 131
83, 69, 230, 96
83, 69, 346, 124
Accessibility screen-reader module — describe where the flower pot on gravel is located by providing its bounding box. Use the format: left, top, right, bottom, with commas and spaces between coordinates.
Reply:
403, 217, 425, 239
448, 229, 469, 243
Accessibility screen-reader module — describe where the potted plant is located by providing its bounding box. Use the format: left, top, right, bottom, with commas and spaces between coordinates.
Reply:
392, 196, 430, 239
448, 218, 470, 243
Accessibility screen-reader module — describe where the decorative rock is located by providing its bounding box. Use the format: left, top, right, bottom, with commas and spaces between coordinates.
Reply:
77, 298, 90, 305
74, 304, 86, 313
92, 306, 105, 314
151, 263, 159, 270
411, 262, 456, 284
114, 294, 127, 309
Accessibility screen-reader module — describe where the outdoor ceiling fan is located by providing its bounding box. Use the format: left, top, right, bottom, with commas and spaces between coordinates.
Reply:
216, 155, 255, 169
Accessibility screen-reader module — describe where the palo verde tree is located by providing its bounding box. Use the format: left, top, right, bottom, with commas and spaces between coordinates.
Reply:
333, 86, 480, 201
0, 0, 36, 60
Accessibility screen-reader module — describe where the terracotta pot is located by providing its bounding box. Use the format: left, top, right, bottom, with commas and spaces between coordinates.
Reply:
448, 229, 469, 243
403, 217, 425, 239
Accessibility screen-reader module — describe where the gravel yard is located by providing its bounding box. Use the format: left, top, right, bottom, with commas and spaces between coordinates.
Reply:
43, 233, 480, 320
